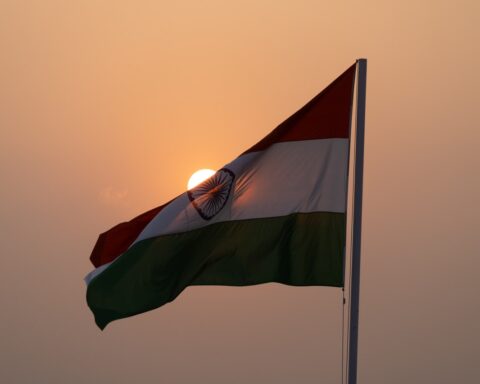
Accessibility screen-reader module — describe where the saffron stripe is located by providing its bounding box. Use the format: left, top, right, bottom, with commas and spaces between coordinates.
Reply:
242, 63, 356, 154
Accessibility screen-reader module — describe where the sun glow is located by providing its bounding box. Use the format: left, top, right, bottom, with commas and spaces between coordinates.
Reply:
187, 169, 216, 190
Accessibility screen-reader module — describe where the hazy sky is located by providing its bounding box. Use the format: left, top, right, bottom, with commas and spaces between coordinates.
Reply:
1, 1, 479, 383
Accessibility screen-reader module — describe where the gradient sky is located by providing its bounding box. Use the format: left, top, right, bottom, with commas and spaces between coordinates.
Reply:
1, 1, 479, 383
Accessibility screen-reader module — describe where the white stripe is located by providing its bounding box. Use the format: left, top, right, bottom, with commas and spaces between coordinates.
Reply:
136, 138, 348, 243
86, 138, 349, 283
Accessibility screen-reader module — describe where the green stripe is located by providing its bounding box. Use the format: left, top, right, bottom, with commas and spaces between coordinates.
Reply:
87, 212, 346, 329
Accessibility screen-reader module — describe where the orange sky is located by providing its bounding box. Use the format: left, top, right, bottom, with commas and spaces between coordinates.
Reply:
1, 1, 479, 383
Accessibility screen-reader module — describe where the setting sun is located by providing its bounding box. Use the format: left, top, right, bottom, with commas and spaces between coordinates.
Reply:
187, 169, 216, 190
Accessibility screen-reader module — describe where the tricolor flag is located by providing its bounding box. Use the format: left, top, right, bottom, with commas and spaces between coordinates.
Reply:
86, 63, 357, 330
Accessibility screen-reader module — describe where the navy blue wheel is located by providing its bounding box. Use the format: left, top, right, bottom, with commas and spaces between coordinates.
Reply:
187, 168, 235, 220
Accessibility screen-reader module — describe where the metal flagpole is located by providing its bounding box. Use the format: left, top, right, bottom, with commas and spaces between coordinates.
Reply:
347, 58, 367, 384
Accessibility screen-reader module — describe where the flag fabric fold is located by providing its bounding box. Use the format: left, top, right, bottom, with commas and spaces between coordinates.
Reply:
86, 63, 356, 329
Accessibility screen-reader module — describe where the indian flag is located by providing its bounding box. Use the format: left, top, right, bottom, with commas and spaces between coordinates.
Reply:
86, 63, 357, 329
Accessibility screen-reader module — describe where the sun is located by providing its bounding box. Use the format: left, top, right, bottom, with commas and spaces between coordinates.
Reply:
187, 169, 216, 190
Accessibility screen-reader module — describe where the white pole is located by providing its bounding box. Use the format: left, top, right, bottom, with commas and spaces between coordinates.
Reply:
347, 58, 367, 384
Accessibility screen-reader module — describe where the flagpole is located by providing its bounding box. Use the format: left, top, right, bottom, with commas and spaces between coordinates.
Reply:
347, 58, 367, 384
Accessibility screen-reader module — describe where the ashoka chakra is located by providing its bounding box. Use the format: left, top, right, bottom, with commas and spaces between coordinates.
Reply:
187, 168, 235, 220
